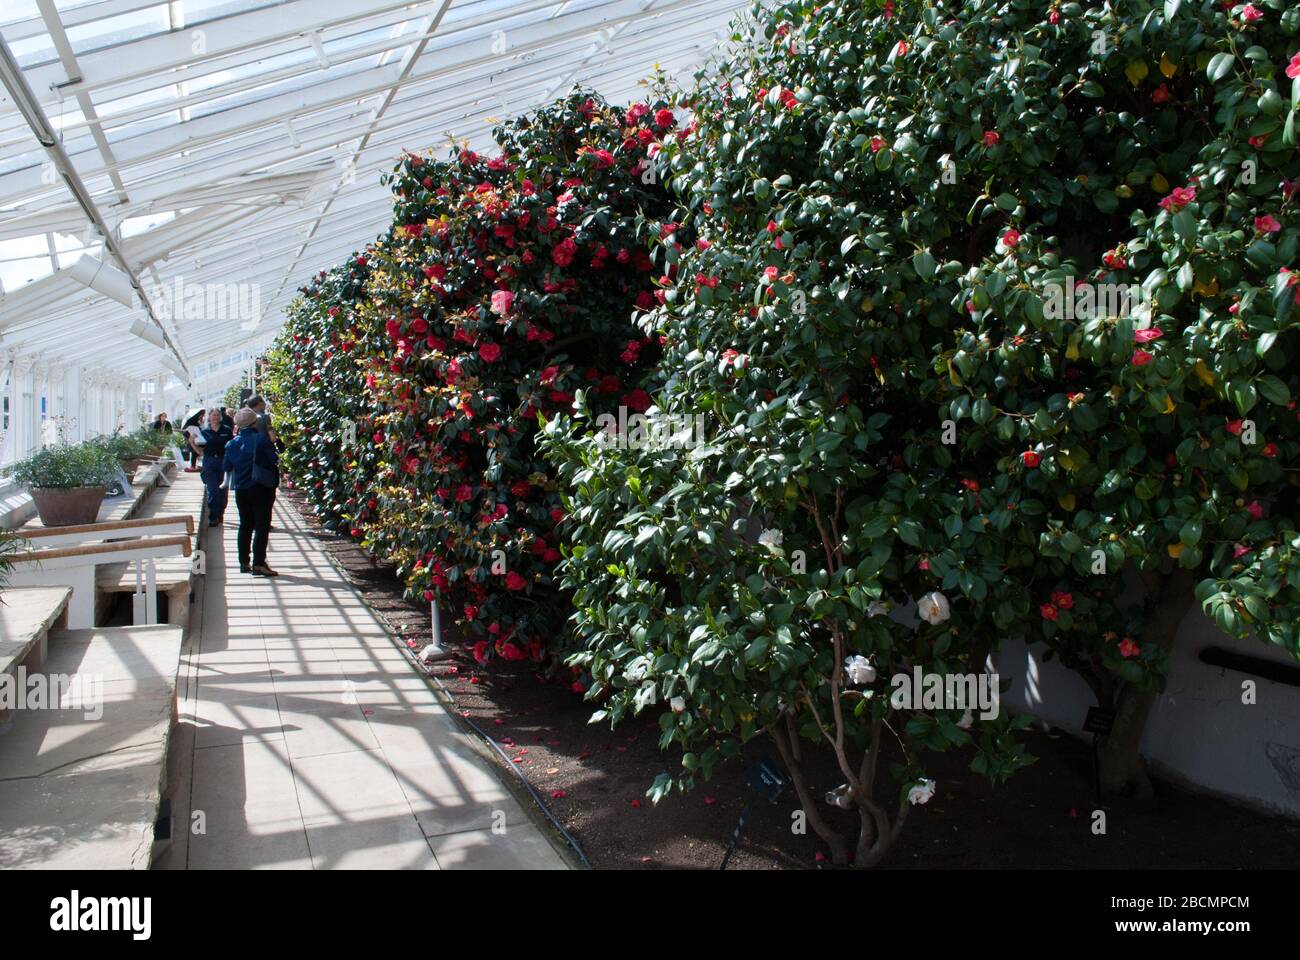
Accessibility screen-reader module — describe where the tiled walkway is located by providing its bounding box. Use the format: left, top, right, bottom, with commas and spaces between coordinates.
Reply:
158, 493, 568, 870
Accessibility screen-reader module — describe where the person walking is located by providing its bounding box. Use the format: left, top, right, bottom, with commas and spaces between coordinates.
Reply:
181, 407, 206, 472
193, 407, 233, 528
223, 408, 280, 576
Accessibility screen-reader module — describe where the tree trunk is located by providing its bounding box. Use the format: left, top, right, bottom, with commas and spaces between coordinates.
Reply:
1098, 567, 1197, 798
769, 724, 850, 865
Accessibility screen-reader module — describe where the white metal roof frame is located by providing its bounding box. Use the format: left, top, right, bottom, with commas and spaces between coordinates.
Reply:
0, 0, 743, 389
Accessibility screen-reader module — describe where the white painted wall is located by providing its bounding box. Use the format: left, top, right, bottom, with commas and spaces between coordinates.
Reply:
993, 611, 1300, 817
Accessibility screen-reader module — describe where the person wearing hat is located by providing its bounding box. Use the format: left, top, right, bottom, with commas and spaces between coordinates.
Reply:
222, 407, 280, 576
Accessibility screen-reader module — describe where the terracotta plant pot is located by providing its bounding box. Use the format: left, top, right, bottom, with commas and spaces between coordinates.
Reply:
30, 486, 108, 527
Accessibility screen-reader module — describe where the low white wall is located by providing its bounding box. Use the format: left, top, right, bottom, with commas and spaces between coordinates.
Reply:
992, 611, 1300, 818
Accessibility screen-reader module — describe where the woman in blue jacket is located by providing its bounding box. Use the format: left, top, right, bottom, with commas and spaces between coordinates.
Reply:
224, 408, 280, 576
192, 407, 233, 527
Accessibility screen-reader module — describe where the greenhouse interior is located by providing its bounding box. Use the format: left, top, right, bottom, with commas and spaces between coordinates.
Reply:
0, 0, 1297, 903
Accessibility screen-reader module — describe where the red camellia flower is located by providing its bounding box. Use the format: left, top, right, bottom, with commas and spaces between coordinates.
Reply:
870, 136, 886, 152
1254, 214, 1282, 235
623, 389, 652, 413
1051, 591, 1074, 610
1151, 83, 1170, 104
550, 507, 566, 524
511, 480, 531, 497
983, 130, 1000, 147
551, 237, 578, 267
538, 365, 559, 385
1118, 638, 1140, 659
1021, 450, 1041, 468
1288, 52, 1300, 79
505, 571, 527, 591
1040, 603, 1059, 621
1131, 349, 1154, 366
455, 484, 473, 502
479, 341, 501, 363
1001, 229, 1020, 248
654, 108, 675, 128
1261, 443, 1279, 458
1226, 419, 1244, 435
1157, 185, 1196, 212
1133, 327, 1163, 343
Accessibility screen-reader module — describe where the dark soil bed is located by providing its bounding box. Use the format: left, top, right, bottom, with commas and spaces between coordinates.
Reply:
282, 487, 1300, 870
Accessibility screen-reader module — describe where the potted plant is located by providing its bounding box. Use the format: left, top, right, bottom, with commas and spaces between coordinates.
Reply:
11, 442, 120, 526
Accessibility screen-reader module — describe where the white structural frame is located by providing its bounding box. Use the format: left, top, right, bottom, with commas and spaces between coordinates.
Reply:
0, 0, 745, 466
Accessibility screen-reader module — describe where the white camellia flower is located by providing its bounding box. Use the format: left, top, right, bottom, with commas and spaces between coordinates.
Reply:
917, 591, 951, 625
670, 696, 686, 714
867, 600, 890, 618
824, 783, 854, 809
907, 779, 937, 805
757, 528, 784, 550
956, 710, 974, 730
843, 655, 877, 685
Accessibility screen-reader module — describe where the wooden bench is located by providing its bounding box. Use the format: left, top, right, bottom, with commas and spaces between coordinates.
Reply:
93, 471, 209, 627
0, 586, 72, 722
5, 536, 192, 629
0, 623, 185, 869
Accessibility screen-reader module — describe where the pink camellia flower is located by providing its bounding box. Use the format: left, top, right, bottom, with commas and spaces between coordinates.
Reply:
1288, 52, 1300, 79
895, 40, 909, 57
1241, 4, 1263, 24
1001, 229, 1021, 248
871, 136, 886, 152
764, 265, 779, 283
1233, 544, 1251, 559
1248, 134, 1269, 149
1118, 638, 1140, 659
1246, 500, 1264, 520
1158, 185, 1197, 212
1254, 214, 1281, 234
1040, 603, 1059, 622
918, 557, 931, 571
479, 341, 501, 363
983, 130, 1000, 147
1049, 9, 1060, 24
490, 289, 513, 316
1131, 349, 1155, 366
505, 571, 527, 591
1134, 327, 1163, 343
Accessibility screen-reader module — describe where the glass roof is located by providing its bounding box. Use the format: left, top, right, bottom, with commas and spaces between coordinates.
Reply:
0, 0, 743, 384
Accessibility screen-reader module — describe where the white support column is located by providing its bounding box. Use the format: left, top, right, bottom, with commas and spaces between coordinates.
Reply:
0, 353, 14, 467
13, 359, 36, 457
63, 365, 83, 443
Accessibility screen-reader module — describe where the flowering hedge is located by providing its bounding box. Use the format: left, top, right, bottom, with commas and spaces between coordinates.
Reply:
266, 92, 676, 665
542, 0, 1300, 865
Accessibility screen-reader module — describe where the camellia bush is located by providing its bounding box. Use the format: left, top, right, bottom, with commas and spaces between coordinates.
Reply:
267, 91, 677, 666
266, 250, 379, 532
542, 0, 1300, 865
